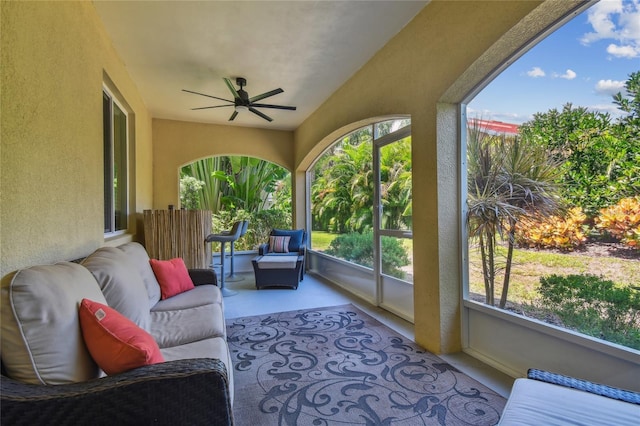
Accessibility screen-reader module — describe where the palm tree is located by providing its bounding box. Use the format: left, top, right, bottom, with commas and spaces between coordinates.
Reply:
467, 121, 561, 308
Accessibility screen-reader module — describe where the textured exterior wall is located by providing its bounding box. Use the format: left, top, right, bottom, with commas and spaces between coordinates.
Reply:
0, 2, 153, 276
151, 119, 294, 210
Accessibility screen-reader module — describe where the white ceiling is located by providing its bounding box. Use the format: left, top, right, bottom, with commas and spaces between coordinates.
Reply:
92, 1, 428, 130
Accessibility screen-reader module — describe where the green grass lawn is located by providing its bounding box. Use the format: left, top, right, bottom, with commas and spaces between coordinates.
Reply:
310, 231, 338, 251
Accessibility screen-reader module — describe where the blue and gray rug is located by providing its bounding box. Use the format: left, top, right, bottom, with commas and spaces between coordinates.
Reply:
227, 304, 505, 425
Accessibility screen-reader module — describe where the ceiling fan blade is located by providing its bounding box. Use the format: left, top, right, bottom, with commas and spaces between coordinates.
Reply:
182, 89, 233, 103
250, 88, 283, 103
191, 105, 233, 111
224, 78, 240, 99
249, 107, 273, 122
251, 103, 296, 111
229, 110, 238, 121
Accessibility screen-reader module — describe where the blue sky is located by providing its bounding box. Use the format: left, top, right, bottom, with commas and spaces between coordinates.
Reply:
467, 0, 640, 125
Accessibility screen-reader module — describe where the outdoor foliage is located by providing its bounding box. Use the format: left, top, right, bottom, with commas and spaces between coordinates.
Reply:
466, 121, 561, 308
539, 274, 640, 350
595, 197, 640, 249
181, 156, 292, 251
311, 128, 374, 233
311, 126, 412, 234
211, 208, 291, 252
181, 156, 289, 215
515, 207, 587, 251
325, 231, 409, 279
179, 176, 205, 209
518, 71, 640, 221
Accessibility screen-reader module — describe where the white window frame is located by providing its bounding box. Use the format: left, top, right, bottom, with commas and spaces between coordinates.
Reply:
103, 86, 129, 236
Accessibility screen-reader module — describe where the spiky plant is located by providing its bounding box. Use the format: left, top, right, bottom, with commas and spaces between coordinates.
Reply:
466, 120, 561, 308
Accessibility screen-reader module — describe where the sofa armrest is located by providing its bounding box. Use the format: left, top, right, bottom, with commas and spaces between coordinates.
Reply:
188, 268, 218, 286
1, 358, 233, 425
258, 243, 269, 256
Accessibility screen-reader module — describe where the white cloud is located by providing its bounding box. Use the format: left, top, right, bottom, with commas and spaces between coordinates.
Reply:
527, 67, 546, 78
595, 79, 626, 95
581, 0, 640, 58
606, 43, 639, 57
560, 69, 577, 80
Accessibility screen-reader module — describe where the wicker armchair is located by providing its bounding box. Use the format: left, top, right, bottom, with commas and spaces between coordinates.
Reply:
1, 358, 234, 425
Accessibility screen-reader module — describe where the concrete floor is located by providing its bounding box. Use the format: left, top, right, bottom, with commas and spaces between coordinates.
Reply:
222, 270, 514, 398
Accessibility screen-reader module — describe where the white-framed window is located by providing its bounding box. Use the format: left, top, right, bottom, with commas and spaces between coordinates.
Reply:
103, 87, 129, 235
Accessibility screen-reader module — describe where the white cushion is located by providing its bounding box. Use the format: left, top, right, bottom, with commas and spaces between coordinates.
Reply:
498, 378, 640, 425
256, 255, 298, 269
0, 262, 106, 384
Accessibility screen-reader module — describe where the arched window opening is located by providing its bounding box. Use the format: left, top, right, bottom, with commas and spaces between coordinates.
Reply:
180, 156, 291, 251
464, 1, 639, 351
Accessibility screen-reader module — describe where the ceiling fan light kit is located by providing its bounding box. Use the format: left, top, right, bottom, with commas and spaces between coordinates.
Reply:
183, 77, 296, 122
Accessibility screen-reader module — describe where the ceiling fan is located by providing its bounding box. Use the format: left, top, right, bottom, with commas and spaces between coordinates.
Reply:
183, 77, 296, 122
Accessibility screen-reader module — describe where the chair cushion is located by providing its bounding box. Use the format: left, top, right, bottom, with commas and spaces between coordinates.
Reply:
116, 242, 162, 308
272, 229, 304, 252
150, 258, 195, 299
1, 262, 106, 384
79, 299, 164, 376
269, 235, 290, 253
255, 255, 298, 269
82, 246, 152, 331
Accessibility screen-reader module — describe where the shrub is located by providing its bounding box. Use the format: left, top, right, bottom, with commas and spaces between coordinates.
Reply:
179, 176, 205, 209
595, 197, 640, 249
515, 207, 587, 251
325, 231, 409, 279
539, 274, 640, 349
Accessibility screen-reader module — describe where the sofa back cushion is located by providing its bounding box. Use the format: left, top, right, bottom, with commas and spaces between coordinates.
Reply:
0, 262, 106, 384
271, 229, 305, 253
82, 247, 151, 331
116, 242, 162, 307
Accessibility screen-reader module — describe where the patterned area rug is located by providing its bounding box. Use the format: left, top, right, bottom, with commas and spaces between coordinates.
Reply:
227, 304, 506, 425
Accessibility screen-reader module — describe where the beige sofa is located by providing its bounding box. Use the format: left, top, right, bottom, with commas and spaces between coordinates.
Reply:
1, 242, 233, 425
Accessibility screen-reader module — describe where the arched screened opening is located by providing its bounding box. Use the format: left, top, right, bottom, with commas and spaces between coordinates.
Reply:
462, 0, 639, 352
180, 155, 292, 251
306, 117, 414, 321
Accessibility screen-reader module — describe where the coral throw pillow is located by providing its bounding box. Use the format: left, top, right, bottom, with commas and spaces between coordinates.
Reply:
149, 258, 195, 299
79, 299, 164, 375
269, 235, 291, 253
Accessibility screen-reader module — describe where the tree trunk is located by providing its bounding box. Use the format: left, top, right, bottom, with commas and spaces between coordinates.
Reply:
499, 221, 516, 309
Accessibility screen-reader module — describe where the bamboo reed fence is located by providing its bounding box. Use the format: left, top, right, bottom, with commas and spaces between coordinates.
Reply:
143, 209, 212, 269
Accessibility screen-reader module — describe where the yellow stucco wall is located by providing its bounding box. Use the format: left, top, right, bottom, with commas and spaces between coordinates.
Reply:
0, 1, 153, 276
151, 119, 294, 209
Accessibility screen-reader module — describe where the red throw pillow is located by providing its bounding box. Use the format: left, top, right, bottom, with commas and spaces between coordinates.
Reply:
149, 258, 195, 299
78, 299, 164, 375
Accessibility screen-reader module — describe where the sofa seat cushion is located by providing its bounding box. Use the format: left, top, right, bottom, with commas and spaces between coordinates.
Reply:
150, 284, 222, 311
160, 337, 234, 404
116, 242, 162, 308
82, 247, 151, 332
0, 262, 106, 384
255, 255, 298, 269
150, 303, 226, 348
